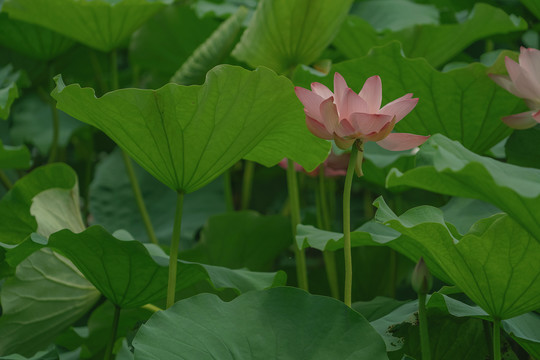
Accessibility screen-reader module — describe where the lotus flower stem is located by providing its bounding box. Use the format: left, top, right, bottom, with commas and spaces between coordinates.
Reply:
104, 305, 121, 360
47, 100, 60, 164
166, 191, 185, 308
493, 318, 501, 360
120, 150, 159, 245
343, 143, 359, 307
286, 158, 309, 291
0, 170, 13, 190
223, 169, 235, 211
418, 292, 431, 360
241, 160, 255, 210
316, 166, 339, 299
109, 49, 158, 245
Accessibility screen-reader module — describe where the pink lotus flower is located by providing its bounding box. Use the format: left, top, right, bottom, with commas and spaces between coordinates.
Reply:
490, 47, 540, 129
279, 150, 350, 178
294, 73, 429, 150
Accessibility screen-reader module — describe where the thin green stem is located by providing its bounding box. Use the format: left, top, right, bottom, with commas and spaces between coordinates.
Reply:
223, 169, 235, 211
493, 318, 501, 360
418, 292, 431, 360
89, 49, 106, 94
316, 166, 339, 299
0, 170, 13, 190
47, 64, 59, 164
343, 144, 359, 307
166, 192, 184, 309
241, 160, 255, 210
104, 305, 121, 360
121, 150, 158, 245
47, 100, 60, 163
286, 159, 308, 291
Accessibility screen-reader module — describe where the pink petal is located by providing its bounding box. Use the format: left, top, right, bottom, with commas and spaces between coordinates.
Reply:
333, 72, 350, 119
501, 111, 539, 129
311, 82, 333, 99
334, 136, 355, 150
376, 133, 430, 151
305, 115, 333, 139
343, 88, 368, 118
379, 95, 418, 123
359, 75, 382, 112
533, 109, 540, 123
489, 74, 522, 98
505, 57, 540, 100
363, 118, 396, 142
295, 87, 324, 120
335, 118, 356, 138
518, 47, 540, 87
319, 97, 339, 133
349, 112, 394, 135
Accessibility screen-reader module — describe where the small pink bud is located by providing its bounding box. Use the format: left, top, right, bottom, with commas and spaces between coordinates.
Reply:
412, 257, 432, 294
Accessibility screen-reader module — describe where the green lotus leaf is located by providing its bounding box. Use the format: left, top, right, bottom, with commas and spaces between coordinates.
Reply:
297, 42, 522, 154
0, 140, 31, 169
232, 0, 353, 74
132, 287, 388, 359
386, 134, 540, 243
7, 225, 287, 308
182, 211, 292, 271
1, 0, 172, 52
350, 0, 439, 32
334, 3, 527, 68
369, 293, 536, 358
0, 163, 77, 246
0, 13, 74, 60
0, 168, 99, 357
0, 249, 100, 357
0, 64, 23, 120
170, 6, 248, 85
129, 4, 219, 81
374, 197, 540, 319
52, 65, 329, 193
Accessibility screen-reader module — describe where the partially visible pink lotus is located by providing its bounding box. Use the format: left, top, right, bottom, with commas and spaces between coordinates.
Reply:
279, 151, 350, 178
490, 47, 540, 129
294, 73, 429, 150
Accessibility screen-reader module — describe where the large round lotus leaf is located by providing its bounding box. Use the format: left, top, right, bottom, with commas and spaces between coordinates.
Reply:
1, 0, 172, 52
375, 198, 540, 320
232, 0, 353, 74
386, 134, 540, 244
7, 226, 286, 309
133, 287, 388, 359
52, 65, 329, 193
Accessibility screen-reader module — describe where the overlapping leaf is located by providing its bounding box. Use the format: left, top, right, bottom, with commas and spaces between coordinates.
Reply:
0, 167, 99, 357
334, 3, 527, 68
133, 287, 388, 359
129, 4, 220, 80
171, 6, 247, 85
0, 163, 77, 246
0, 13, 74, 60
386, 134, 540, 242
374, 198, 540, 319
52, 65, 329, 193
2, 0, 173, 52
8, 226, 287, 309
232, 0, 353, 74
0, 64, 22, 120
